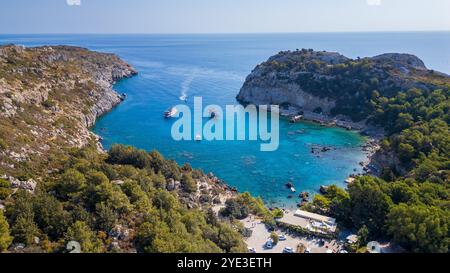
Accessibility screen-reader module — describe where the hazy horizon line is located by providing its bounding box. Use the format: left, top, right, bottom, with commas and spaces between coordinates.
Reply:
1, 30, 449, 36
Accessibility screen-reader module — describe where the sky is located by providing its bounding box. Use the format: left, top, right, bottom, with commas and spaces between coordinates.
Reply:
1, 0, 449, 34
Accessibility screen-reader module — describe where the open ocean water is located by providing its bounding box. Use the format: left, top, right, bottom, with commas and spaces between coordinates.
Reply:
2, 32, 449, 208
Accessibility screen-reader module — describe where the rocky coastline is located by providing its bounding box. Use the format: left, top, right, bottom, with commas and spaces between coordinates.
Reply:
238, 94, 383, 179
236, 49, 447, 178
0, 45, 137, 176
278, 105, 383, 176
0, 45, 258, 254
0, 45, 242, 209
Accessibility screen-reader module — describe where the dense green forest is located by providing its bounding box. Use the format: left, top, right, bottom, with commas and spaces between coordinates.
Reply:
307, 84, 449, 253
249, 49, 449, 253
0, 144, 271, 253
0, 45, 274, 253
1, 46, 448, 253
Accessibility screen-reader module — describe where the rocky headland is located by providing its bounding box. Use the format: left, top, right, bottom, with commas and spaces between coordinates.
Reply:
0, 45, 137, 178
237, 49, 450, 175
238, 49, 445, 128
0, 44, 242, 202
0, 45, 259, 253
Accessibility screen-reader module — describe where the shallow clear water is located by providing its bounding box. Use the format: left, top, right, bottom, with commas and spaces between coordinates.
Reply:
2, 33, 449, 208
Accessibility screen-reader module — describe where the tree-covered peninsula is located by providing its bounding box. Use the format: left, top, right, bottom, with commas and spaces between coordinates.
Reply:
238, 49, 450, 253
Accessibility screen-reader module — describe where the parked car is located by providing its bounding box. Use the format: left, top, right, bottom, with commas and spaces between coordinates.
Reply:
305, 248, 311, 253
279, 235, 287, 241
283, 247, 294, 253
318, 239, 325, 247
248, 247, 257, 253
265, 240, 274, 249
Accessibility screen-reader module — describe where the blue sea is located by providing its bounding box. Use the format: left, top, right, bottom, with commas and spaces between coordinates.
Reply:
2, 32, 449, 208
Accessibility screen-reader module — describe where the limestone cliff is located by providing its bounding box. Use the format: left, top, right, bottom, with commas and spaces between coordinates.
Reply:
0, 45, 137, 177
237, 49, 450, 123
238, 49, 450, 176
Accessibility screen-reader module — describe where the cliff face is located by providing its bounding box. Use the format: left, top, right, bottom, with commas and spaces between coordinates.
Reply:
238, 76, 337, 115
238, 49, 450, 176
237, 50, 345, 115
237, 49, 450, 122
0, 45, 137, 177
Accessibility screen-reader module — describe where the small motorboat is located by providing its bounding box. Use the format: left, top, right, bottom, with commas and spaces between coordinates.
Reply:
195, 134, 202, 141
289, 115, 303, 123
208, 109, 218, 119
179, 94, 188, 102
286, 182, 296, 193
164, 107, 178, 118
120, 93, 127, 101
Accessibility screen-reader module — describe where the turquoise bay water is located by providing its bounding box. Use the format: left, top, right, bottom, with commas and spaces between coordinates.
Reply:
2, 33, 449, 208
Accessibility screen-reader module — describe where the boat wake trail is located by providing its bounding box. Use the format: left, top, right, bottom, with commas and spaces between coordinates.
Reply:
167, 66, 243, 102
180, 74, 195, 102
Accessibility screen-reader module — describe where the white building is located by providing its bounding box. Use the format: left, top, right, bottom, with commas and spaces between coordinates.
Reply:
278, 210, 337, 234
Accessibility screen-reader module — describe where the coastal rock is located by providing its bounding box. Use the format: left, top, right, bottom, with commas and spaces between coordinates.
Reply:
320, 185, 329, 194
300, 191, 310, 202
12, 179, 37, 193
109, 225, 131, 241
238, 82, 336, 115
237, 48, 450, 173
371, 149, 407, 176
371, 53, 427, 73
0, 45, 137, 176
111, 180, 125, 186
237, 50, 344, 115
166, 178, 176, 191
109, 242, 121, 252
1, 175, 37, 193
237, 49, 447, 124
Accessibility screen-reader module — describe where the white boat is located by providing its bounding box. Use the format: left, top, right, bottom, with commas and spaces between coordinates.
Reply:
179, 94, 188, 102
286, 182, 296, 193
289, 115, 303, 123
164, 107, 178, 118
208, 109, 218, 119
195, 134, 202, 141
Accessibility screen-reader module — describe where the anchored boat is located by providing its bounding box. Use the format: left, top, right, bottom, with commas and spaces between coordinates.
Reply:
286, 182, 296, 193
208, 109, 218, 119
164, 107, 178, 118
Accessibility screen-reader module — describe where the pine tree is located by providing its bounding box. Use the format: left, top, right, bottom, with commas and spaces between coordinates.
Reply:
0, 211, 13, 252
